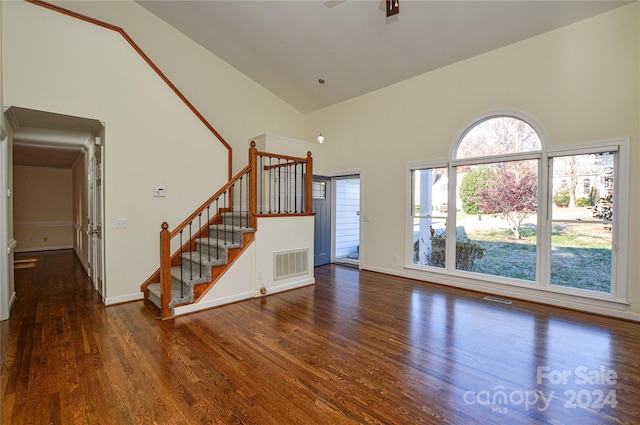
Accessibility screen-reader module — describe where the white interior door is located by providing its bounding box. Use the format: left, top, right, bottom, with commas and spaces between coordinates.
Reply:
89, 142, 104, 299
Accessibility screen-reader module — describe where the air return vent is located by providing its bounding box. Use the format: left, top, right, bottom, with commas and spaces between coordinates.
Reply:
484, 296, 513, 305
274, 249, 309, 280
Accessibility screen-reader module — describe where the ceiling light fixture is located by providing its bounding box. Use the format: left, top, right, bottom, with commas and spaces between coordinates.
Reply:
317, 78, 326, 144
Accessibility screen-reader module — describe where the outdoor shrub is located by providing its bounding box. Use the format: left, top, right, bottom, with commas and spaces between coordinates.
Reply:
592, 194, 613, 230
425, 233, 484, 271
576, 197, 589, 207
553, 186, 570, 207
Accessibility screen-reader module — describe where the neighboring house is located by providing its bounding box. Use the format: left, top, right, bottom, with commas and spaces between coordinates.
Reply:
552, 171, 615, 202
1, 1, 639, 322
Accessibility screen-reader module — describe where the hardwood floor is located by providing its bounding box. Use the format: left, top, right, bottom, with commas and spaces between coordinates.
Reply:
2, 250, 639, 424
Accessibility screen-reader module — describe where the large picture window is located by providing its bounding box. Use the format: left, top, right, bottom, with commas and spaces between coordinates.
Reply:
409, 115, 626, 303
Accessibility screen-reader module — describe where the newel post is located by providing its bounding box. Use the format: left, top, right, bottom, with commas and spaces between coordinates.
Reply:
305, 151, 313, 214
159, 222, 172, 319
248, 141, 258, 228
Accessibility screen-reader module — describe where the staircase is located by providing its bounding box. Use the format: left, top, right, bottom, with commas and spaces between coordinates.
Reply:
141, 142, 314, 320
145, 212, 255, 317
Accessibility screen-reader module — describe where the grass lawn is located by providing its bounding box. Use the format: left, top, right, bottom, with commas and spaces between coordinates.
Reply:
458, 210, 612, 292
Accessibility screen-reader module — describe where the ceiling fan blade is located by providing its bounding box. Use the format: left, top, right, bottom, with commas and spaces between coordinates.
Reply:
386, 0, 399, 17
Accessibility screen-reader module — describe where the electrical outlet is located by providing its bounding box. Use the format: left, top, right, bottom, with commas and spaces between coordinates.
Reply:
393, 255, 398, 263
116, 219, 127, 229
153, 187, 166, 197
257, 271, 263, 279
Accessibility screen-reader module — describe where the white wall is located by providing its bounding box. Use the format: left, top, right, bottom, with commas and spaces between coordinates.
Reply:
48, 0, 305, 173
254, 216, 315, 295
13, 166, 73, 252
305, 4, 640, 318
175, 216, 315, 317
3, 1, 305, 304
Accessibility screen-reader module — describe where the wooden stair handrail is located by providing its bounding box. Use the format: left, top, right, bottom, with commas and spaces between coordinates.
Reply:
26, 0, 233, 180
169, 164, 252, 239
255, 150, 311, 163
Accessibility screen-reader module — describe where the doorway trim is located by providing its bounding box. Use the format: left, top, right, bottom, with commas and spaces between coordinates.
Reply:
332, 174, 362, 267
88, 136, 105, 299
0, 122, 15, 320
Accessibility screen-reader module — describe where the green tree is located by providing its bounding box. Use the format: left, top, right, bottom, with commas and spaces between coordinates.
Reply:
475, 168, 538, 240
459, 167, 491, 215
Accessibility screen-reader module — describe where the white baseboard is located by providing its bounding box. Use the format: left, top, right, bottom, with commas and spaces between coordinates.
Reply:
362, 264, 640, 322
15, 245, 73, 253
255, 277, 315, 298
174, 291, 254, 316
9, 291, 16, 312
105, 292, 144, 305
173, 278, 316, 317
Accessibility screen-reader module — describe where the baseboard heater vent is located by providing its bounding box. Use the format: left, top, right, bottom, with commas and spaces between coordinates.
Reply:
484, 296, 513, 305
274, 249, 309, 281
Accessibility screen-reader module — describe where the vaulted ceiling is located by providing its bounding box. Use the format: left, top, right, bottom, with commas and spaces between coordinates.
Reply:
137, 0, 630, 114
8, 1, 630, 169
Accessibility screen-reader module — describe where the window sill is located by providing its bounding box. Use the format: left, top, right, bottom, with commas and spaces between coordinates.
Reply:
402, 264, 629, 312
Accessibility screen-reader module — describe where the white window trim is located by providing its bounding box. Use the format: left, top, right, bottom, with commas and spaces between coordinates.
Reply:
407, 124, 630, 309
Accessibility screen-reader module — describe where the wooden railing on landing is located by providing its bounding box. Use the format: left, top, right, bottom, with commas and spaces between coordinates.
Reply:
141, 142, 313, 319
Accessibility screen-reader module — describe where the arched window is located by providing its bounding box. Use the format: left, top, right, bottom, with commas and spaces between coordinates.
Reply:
456, 116, 542, 159
409, 113, 626, 303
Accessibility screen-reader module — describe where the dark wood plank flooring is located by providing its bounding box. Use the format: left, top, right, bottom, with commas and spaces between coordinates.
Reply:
2, 249, 639, 424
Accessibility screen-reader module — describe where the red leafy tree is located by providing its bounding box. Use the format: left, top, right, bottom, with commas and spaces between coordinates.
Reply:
475, 168, 538, 240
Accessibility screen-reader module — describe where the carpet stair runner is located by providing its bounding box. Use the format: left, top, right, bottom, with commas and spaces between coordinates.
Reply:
146, 212, 254, 316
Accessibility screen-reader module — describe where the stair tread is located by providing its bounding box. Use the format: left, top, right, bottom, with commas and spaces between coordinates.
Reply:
170, 266, 211, 284
147, 283, 194, 303
194, 238, 242, 249
178, 252, 227, 267
209, 224, 256, 233
145, 211, 257, 318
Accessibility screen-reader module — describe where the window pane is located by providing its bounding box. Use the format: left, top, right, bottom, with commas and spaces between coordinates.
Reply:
456, 116, 541, 159
551, 152, 614, 213
413, 217, 447, 267
455, 160, 538, 279
312, 181, 326, 199
550, 222, 612, 293
412, 167, 447, 267
550, 151, 614, 293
